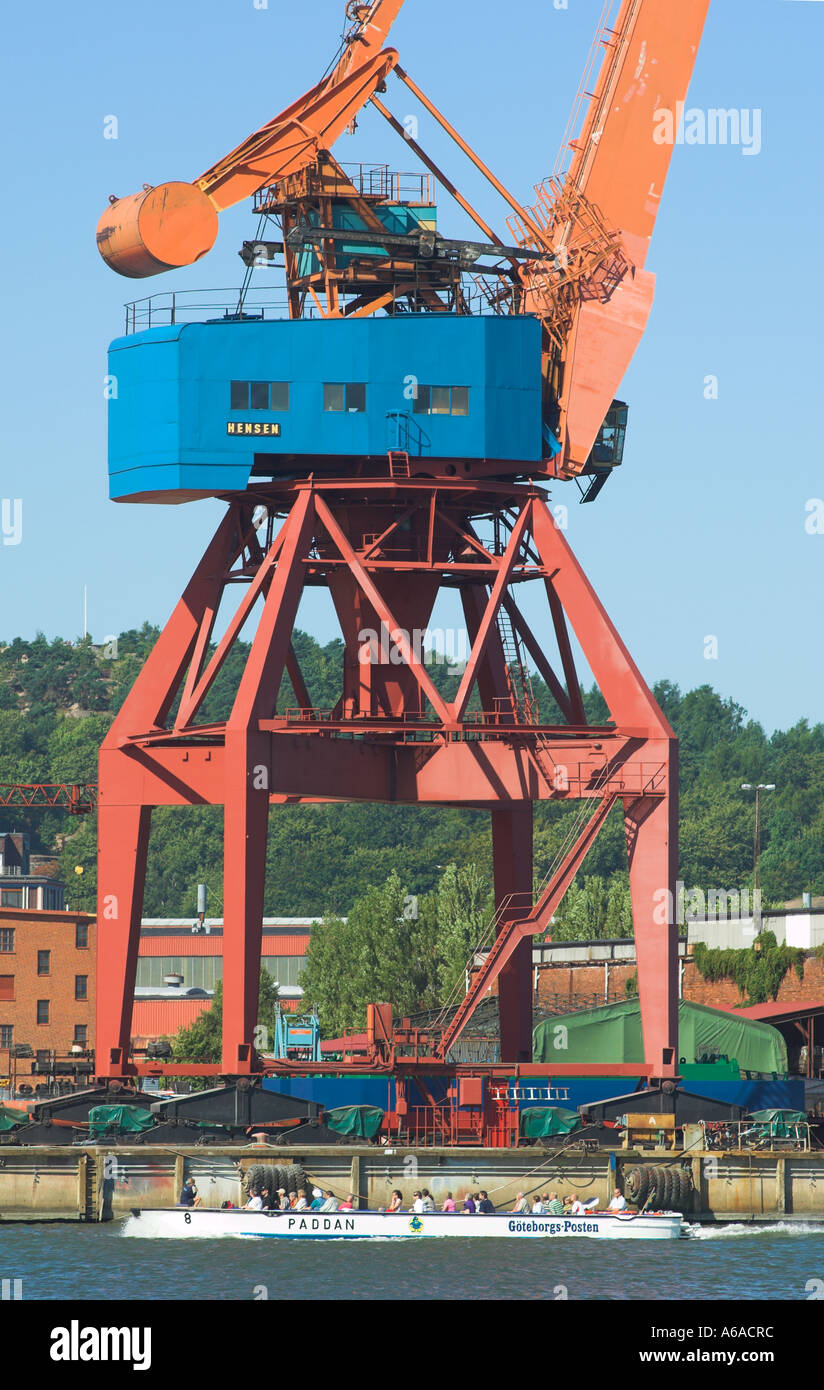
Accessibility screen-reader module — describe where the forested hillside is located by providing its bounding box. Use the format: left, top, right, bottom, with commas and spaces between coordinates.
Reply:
0, 628, 821, 922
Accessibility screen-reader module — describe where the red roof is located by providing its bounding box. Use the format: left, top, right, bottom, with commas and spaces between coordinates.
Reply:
736, 1001, 824, 1022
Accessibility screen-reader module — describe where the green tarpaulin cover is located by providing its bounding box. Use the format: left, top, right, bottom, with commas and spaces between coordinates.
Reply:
533, 998, 787, 1075
326, 1105, 384, 1139
0, 1105, 27, 1132
747, 1110, 806, 1124
87, 1105, 155, 1137
520, 1106, 582, 1138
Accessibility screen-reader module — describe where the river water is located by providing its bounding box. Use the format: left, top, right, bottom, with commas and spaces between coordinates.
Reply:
2, 1221, 824, 1301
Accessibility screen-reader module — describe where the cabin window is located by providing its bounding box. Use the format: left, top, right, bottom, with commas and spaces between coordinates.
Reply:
231, 381, 290, 411
413, 385, 470, 416
324, 383, 366, 413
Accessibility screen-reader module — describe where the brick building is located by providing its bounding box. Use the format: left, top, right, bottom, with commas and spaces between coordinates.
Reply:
0, 907, 96, 1064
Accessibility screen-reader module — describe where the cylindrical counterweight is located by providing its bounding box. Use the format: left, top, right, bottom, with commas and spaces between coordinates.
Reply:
96, 181, 218, 279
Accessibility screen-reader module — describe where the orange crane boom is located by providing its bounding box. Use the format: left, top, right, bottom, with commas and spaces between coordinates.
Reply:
546, 0, 711, 472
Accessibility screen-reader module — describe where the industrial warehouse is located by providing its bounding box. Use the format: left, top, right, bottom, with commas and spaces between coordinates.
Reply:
1, 0, 823, 1333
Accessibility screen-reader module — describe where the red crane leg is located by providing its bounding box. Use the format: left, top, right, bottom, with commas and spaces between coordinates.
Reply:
95, 800, 151, 1075
625, 778, 680, 1080
492, 805, 533, 1063
221, 731, 271, 1073
530, 494, 679, 1076
221, 489, 316, 1071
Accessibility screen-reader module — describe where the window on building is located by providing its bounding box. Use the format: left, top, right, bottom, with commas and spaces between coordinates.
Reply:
75, 975, 88, 1001
0, 976, 14, 1002
324, 382, 366, 413
135, 956, 221, 991
0, 1024, 12, 1048
37, 950, 50, 976
412, 385, 470, 417
76, 922, 88, 951
0, 889, 23, 908
36, 999, 49, 1025
261, 956, 306, 989
43, 886, 64, 910
73, 1025, 87, 1047
231, 381, 289, 411
0, 928, 14, 952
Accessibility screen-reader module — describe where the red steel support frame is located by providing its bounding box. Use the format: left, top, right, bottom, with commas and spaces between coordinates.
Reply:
96, 478, 678, 1080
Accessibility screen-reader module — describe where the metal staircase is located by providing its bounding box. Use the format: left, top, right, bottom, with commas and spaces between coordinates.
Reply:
437, 789, 618, 1059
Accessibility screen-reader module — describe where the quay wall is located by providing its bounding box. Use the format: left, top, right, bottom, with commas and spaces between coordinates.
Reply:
2, 1144, 824, 1223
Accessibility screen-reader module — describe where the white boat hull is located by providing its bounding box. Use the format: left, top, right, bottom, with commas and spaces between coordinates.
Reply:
121, 1208, 685, 1241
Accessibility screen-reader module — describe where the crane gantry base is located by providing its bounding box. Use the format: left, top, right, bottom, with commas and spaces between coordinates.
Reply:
95, 477, 678, 1080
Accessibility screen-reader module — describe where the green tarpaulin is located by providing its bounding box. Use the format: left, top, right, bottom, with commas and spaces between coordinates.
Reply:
0, 1105, 27, 1132
87, 1105, 155, 1137
533, 998, 787, 1075
747, 1110, 806, 1124
520, 1106, 582, 1139
326, 1105, 384, 1139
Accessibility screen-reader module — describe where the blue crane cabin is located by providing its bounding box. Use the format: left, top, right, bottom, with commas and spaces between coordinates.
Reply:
107, 314, 544, 502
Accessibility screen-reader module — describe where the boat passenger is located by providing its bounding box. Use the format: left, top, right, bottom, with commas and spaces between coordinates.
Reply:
410, 1191, 425, 1213
608, 1190, 627, 1212
569, 1194, 599, 1214
310, 1187, 324, 1210
246, 1191, 264, 1211
277, 1189, 291, 1211
320, 1190, 340, 1212
339, 1194, 356, 1211
179, 1179, 199, 1208
462, 1194, 477, 1214
259, 1187, 276, 1211
512, 1192, 529, 1214
546, 1193, 564, 1215
442, 1193, 456, 1213
288, 1190, 300, 1209
294, 1192, 308, 1211
387, 1190, 404, 1213
477, 1191, 495, 1214
531, 1196, 544, 1214
421, 1189, 435, 1211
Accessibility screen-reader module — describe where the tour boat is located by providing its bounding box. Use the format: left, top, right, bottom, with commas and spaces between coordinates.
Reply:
122, 1207, 686, 1241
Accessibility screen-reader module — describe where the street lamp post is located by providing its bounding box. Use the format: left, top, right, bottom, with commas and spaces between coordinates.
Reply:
740, 783, 776, 895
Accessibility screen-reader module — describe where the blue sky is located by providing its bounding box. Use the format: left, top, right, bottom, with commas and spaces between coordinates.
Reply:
1, 0, 821, 734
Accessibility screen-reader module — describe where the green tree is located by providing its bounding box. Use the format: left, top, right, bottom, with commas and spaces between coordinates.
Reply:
550, 874, 632, 941
299, 871, 439, 1036
434, 862, 491, 1003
